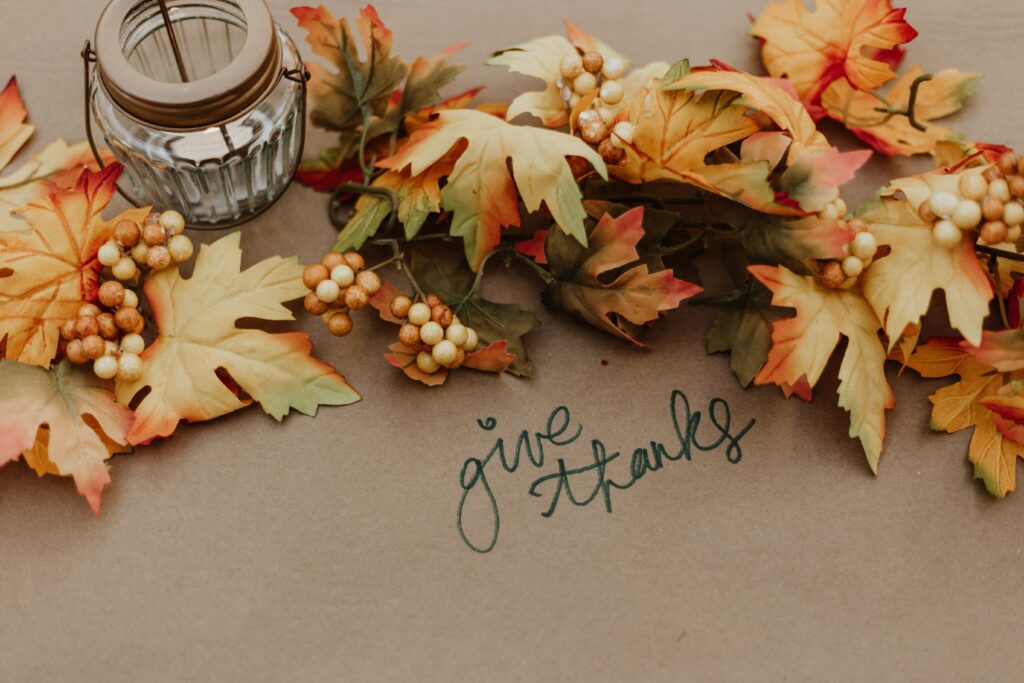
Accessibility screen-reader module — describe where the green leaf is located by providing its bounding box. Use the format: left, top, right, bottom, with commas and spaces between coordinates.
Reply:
705, 280, 792, 387
660, 58, 691, 88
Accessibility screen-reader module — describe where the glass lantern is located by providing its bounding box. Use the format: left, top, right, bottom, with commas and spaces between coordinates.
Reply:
84, 0, 308, 228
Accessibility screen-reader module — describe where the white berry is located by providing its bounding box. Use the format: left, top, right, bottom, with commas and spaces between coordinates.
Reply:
463, 327, 479, 352
420, 321, 444, 346
573, 72, 597, 96
833, 198, 848, 217
841, 255, 864, 278
1008, 226, 1022, 242
330, 264, 355, 287
611, 121, 635, 147
416, 350, 441, 374
560, 53, 583, 79
1004, 201, 1024, 227
104, 340, 119, 357
431, 339, 458, 367
959, 173, 988, 201
98, 241, 121, 267
598, 107, 614, 125
599, 80, 624, 105
408, 302, 431, 326
928, 191, 959, 219
601, 57, 626, 80
818, 203, 841, 222
951, 199, 982, 229
990, 178, 1012, 202
850, 232, 878, 260
159, 210, 186, 235
121, 333, 145, 355
112, 257, 137, 282
116, 352, 143, 382
121, 289, 139, 309
167, 234, 194, 263
445, 323, 468, 347
932, 219, 962, 248
315, 279, 341, 304
130, 241, 150, 265
93, 355, 118, 380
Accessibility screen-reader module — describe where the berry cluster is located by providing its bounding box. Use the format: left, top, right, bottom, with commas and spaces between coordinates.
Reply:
922, 150, 1024, 249
816, 198, 880, 289
60, 290, 145, 382
392, 293, 479, 375
557, 49, 637, 165
97, 210, 194, 281
301, 251, 382, 337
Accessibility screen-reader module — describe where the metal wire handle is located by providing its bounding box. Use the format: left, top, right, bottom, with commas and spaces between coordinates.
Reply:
81, 40, 311, 231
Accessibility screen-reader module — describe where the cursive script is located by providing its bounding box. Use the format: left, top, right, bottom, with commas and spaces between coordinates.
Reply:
456, 389, 755, 553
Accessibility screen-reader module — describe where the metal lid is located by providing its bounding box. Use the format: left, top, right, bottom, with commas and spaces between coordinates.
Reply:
94, 0, 281, 129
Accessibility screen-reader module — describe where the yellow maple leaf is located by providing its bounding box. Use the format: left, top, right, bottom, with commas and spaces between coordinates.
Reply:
903, 339, 1023, 497
821, 67, 981, 156
0, 165, 147, 368
751, 265, 894, 472
379, 109, 607, 270
115, 232, 361, 445
0, 360, 134, 513
860, 169, 994, 348
751, 0, 918, 103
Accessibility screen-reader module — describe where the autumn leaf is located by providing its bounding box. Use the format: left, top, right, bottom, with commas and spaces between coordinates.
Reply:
750, 0, 918, 104
0, 76, 112, 231
822, 67, 981, 156
115, 232, 360, 444
0, 164, 146, 367
542, 207, 701, 346
860, 170, 993, 348
705, 280, 792, 387
379, 109, 607, 270
0, 360, 134, 513
903, 339, 1023, 497
411, 255, 540, 377
384, 340, 515, 387
751, 265, 894, 472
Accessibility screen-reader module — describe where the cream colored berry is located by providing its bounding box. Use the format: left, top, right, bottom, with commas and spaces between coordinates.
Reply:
841, 255, 864, 278
408, 302, 431, 326
1008, 226, 1022, 242
990, 178, 1012, 203
131, 241, 150, 265
850, 232, 878, 260
431, 339, 459, 367
601, 56, 626, 80
959, 173, 989, 201
928, 191, 959, 219
818, 203, 841, 222
104, 340, 119, 357
463, 327, 479, 352
98, 241, 121, 267
420, 321, 444, 346
120, 333, 145, 356
330, 264, 355, 287
560, 53, 583, 79
599, 80, 624, 105
355, 269, 381, 295
121, 289, 139, 309
598, 107, 614, 125
112, 256, 138, 281
573, 71, 597, 95
315, 278, 341, 304
445, 323, 468, 347
116, 352, 143, 382
1004, 201, 1024, 227
568, 93, 581, 109
932, 219, 962, 248
416, 350, 441, 374
93, 355, 119, 380
951, 199, 982, 230
158, 210, 186, 234
833, 198, 848, 217
611, 121, 635, 147
167, 234, 194, 263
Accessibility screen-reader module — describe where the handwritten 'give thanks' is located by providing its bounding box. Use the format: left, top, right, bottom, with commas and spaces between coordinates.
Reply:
456, 389, 756, 553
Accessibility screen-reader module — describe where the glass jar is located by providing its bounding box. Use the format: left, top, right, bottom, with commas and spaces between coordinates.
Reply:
88, 0, 306, 227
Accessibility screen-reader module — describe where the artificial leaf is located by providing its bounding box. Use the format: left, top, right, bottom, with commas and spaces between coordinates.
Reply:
751, 265, 894, 472
0, 76, 112, 231
379, 109, 607, 270
384, 340, 515, 387
750, 0, 918, 103
705, 280, 792, 387
295, 146, 364, 192
860, 170, 993, 347
0, 164, 146, 367
542, 207, 702, 346
903, 339, 1023, 497
822, 67, 981, 156
411, 255, 540, 377
115, 232, 360, 444
0, 360, 134, 513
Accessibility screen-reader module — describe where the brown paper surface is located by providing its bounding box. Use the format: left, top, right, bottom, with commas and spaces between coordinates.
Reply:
2, 0, 1023, 680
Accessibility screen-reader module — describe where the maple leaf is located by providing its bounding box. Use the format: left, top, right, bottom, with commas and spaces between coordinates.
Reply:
115, 232, 360, 444
822, 67, 981, 156
379, 109, 607, 270
0, 164, 146, 367
486, 23, 667, 127
411, 255, 540, 377
859, 170, 993, 348
751, 265, 894, 472
903, 339, 1023, 497
542, 207, 701, 346
666, 68, 870, 213
705, 280, 792, 387
0, 76, 112, 231
0, 360, 134, 513
750, 0, 919, 104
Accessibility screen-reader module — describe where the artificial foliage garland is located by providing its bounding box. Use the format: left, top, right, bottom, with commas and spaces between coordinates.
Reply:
2, 0, 1024, 511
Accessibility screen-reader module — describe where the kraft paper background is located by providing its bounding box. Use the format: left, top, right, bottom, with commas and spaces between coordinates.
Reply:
2, 0, 1022, 680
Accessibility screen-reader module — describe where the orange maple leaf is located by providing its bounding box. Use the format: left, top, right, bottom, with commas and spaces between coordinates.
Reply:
751, 0, 918, 104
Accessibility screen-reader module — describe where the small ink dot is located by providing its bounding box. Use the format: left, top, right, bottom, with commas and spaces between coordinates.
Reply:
600, 359, 609, 366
